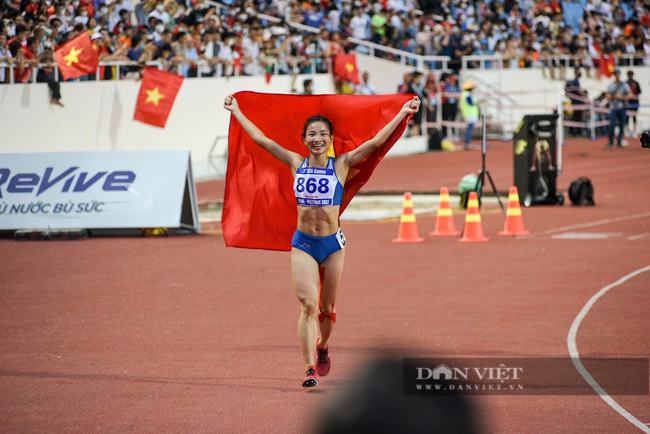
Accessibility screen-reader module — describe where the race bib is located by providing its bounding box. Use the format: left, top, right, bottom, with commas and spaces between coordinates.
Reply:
335, 228, 346, 249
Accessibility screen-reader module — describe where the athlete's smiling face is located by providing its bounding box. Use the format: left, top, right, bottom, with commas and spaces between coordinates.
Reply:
303, 121, 332, 156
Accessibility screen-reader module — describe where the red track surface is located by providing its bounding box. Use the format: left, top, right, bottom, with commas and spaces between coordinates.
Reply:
1, 139, 649, 433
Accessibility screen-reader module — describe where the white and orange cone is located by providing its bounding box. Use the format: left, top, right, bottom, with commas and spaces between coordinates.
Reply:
429, 187, 460, 236
498, 186, 530, 236
458, 191, 488, 243
393, 192, 425, 243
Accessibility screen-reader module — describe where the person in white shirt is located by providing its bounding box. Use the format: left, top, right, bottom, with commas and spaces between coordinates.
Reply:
349, 8, 370, 40
388, 0, 407, 13
242, 29, 261, 76
151, 20, 164, 44
148, 0, 170, 26
218, 36, 234, 76
327, 6, 341, 32
0, 34, 12, 84
114, 0, 133, 13
356, 71, 377, 95
74, 5, 90, 26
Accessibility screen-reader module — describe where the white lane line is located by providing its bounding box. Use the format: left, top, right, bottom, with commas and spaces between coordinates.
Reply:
552, 232, 621, 240
629, 233, 650, 241
525, 211, 650, 238
567, 265, 650, 434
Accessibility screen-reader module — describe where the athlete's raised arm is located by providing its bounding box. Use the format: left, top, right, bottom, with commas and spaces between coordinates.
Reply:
342, 97, 420, 168
224, 95, 303, 169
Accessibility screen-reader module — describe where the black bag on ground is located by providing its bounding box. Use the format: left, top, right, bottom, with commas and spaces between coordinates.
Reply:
428, 129, 442, 151
569, 177, 595, 205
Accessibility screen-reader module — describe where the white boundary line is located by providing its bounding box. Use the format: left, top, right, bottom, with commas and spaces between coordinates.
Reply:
567, 265, 650, 433
525, 211, 650, 238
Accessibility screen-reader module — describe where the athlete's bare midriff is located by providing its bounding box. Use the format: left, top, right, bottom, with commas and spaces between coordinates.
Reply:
296, 206, 340, 236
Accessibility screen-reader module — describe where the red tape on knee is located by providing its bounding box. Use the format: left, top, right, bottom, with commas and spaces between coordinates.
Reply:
318, 311, 336, 324
318, 306, 336, 324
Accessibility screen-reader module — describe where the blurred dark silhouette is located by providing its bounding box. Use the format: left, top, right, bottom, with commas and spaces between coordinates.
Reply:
316, 357, 480, 434
641, 131, 650, 148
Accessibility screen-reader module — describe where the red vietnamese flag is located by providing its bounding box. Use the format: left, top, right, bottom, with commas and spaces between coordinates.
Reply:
221, 92, 414, 251
599, 54, 616, 78
133, 67, 184, 128
55, 31, 99, 80
333, 53, 360, 85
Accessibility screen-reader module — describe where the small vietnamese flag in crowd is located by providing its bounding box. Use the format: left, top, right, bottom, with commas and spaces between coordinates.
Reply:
333, 53, 360, 85
599, 54, 616, 78
133, 67, 184, 128
54, 31, 99, 80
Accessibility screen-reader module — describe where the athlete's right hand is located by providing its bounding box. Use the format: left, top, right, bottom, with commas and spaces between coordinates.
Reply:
224, 95, 239, 112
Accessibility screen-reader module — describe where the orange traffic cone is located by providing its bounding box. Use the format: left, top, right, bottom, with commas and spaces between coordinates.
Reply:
499, 186, 530, 236
429, 187, 460, 236
458, 191, 488, 243
393, 192, 425, 243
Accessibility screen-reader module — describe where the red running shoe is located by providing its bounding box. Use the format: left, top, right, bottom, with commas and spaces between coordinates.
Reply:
316, 339, 331, 377
302, 366, 318, 388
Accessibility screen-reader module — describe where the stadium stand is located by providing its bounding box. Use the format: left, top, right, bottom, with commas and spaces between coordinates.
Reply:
1, 0, 649, 86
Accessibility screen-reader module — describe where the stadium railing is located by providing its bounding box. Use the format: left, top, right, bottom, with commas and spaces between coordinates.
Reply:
0, 57, 324, 83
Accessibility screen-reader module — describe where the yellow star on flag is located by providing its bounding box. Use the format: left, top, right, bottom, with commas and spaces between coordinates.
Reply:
63, 46, 83, 66
345, 63, 354, 73
145, 87, 165, 106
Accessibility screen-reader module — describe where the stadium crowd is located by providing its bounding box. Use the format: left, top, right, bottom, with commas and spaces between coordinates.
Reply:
2, 0, 650, 119
2, 0, 650, 83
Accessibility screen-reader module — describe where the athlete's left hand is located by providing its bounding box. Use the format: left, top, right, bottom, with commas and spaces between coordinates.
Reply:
401, 96, 421, 114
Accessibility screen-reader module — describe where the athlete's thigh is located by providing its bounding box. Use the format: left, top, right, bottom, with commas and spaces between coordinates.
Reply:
319, 248, 345, 308
291, 248, 320, 303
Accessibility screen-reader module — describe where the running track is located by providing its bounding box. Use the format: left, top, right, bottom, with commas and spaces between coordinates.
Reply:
1, 138, 649, 433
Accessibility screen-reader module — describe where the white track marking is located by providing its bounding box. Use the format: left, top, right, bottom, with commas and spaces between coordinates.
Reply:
552, 232, 621, 240
629, 233, 650, 241
525, 211, 650, 238
567, 266, 650, 433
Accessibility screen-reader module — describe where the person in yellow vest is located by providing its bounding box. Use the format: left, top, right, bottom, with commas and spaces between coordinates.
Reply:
460, 79, 479, 150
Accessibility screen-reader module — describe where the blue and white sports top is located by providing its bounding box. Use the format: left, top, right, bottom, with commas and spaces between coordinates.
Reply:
293, 157, 344, 206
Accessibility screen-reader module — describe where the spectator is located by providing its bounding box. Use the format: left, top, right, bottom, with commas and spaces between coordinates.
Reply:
626, 70, 641, 136
454, 33, 474, 71
0, 34, 12, 84
301, 78, 313, 95
148, 0, 170, 26
371, 9, 388, 44
8, 24, 29, 47
36, 47, 63, 107
424, 73, 438, 134
242, 28, 261, 76
8, 41, 33, 83
397, 71, 412, 93
565, 69, 584, 137
178, 33, 200, 78
460, 79, 478, 150
356, 71, 377, 95
442, 74, 460, 139
406, 71, 426, 136
605, 69, 631, 149
304, 5, 324, 29
474, 38, 493, 68
350, 8, 370, 40
299, 33, 322, 74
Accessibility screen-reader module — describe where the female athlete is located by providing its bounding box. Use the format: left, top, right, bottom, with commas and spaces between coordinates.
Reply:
224, 94, 420, 387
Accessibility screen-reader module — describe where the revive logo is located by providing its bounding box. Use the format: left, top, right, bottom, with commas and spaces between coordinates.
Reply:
0, 167, 136, 198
